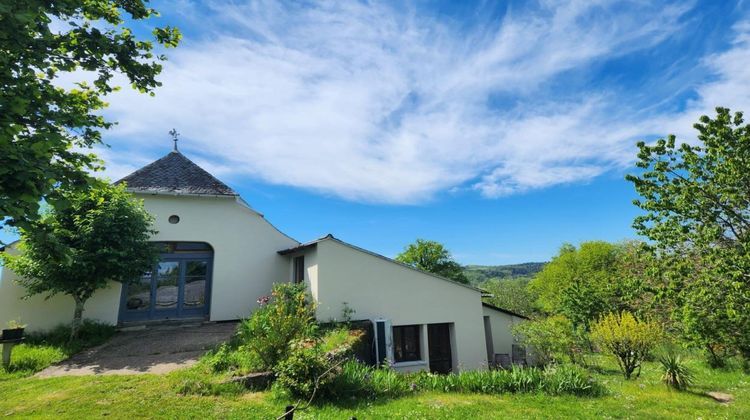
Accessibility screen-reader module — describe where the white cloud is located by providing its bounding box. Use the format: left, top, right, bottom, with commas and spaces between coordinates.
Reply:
92, 0, 750, 203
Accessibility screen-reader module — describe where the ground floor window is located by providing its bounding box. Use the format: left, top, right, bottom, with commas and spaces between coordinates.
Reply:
393, 324, 421, 362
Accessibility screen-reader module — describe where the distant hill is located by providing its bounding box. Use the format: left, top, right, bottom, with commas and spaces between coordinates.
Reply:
463, 262, 546, 285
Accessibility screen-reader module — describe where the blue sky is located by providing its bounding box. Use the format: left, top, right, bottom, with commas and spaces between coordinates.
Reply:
4, 0, 750, 264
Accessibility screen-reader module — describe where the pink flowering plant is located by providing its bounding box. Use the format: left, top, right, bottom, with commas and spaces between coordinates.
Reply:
238, 283, 318, 369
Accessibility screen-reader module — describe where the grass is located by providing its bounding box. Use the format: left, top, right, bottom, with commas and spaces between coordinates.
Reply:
0, 353, 748, 418
0, 321, 116, 380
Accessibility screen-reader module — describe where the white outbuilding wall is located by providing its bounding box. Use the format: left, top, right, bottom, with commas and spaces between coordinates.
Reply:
482, 304, 527, 364
291, 237, 490, 372
0, 244, 122, 331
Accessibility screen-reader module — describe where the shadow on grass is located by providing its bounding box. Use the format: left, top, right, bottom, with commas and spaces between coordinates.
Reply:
586, 364, 622, 376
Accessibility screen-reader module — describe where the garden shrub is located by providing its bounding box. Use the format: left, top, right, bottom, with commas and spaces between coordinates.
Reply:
590, 311, 662, 379
274, 339, 338, 398
204, 342, 263, 374
659, 352, 694, 390
274, 327, 365, 399
512, 315, 584, 366
238, 283, 318, 369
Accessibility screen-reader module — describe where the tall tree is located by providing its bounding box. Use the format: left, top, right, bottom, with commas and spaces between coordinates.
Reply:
529, 241, 620, 331
482, 277, 538, 317
396, 239, 469, 284
627, 107, 750, 363
3, 184, 157, 338
0, 1, 180, 238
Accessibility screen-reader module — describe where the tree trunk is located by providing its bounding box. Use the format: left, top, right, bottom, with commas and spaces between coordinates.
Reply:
71, 296, 86, 341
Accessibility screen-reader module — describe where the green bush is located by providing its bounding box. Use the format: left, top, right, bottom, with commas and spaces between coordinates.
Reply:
659, 352, 694, 391
512, 315, 584, 366
273, 327, 366, 399
238, 283, 318, 369
203, 342, 263, 374
274, 340, 338, 398
590, 312, 662, 379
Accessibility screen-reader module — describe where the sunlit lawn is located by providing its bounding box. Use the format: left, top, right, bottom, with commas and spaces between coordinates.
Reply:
1, 352, 748, 419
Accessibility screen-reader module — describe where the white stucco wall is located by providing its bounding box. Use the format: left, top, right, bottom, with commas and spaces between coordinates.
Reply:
306, 238, 489, 372
482, 305, 526, 363
134, 194, 298, 321
0, 245, 122, 331
0, 194, 298, 331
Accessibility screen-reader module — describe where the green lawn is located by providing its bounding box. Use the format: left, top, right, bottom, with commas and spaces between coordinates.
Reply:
1, 354, 748, 419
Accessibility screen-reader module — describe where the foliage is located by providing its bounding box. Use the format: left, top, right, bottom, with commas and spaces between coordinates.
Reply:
680, 273, 741, 368
5, 318, 26, 329
627, 107, 750, 363
203, 342, 263, 375
273, 340, 339, 399
658, 352, 694, 391
590, 312, 662, 379
3, 184, 157, 338
610, 241, 674, 325
0, 0, 181, 233
340, 302, 355, 324
1, 321, 115, 378
273, 327, 364, 399
512, 315, 583, 366
0, 344, 66, 378
529, 242, 621, 331
24, 320, 116, 354
170, 365, 245, 397
322, 361, 411, 400
312, 361, 603, 400
411, 364, 603, 397
396, 239, 468, 284
237, 283, 318, 369
3, 353, 750, 418
481, 277, 538, 317
463, 262, 546, 285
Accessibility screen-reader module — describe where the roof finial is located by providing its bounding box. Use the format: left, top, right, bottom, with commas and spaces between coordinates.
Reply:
169, 128, 180, 152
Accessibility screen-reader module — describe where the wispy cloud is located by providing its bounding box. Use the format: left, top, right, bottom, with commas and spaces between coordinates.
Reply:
95, 0, 748, 203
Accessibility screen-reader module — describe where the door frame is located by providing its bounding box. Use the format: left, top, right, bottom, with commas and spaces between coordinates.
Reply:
427, 323, 453, 374
118, 251, 213, 323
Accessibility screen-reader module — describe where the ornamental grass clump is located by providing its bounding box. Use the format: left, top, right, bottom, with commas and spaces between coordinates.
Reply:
659, 352, 694, 391
409, 365, 601, 396
590, 311, 662, 379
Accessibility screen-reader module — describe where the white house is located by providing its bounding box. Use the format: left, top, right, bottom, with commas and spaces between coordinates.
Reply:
0, 149, 527, 373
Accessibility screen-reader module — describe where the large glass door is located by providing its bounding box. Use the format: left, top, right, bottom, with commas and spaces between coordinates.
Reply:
119, 242, 212, 323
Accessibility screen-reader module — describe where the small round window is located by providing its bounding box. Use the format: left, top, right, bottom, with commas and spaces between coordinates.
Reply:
168, 215, 180, 224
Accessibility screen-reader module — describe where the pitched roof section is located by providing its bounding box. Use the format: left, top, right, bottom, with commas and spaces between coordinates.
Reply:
116, 151, 238, 196
278, 234, 484, 294
482, 302, 530, 320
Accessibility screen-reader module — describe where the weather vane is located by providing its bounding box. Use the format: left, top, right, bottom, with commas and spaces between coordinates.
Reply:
169, 128, 180, 151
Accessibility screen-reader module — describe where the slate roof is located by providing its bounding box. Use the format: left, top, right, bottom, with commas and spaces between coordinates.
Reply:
116, 151, 238, 196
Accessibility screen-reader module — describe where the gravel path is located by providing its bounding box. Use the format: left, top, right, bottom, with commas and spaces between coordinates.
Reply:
36, 322, 237, 377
